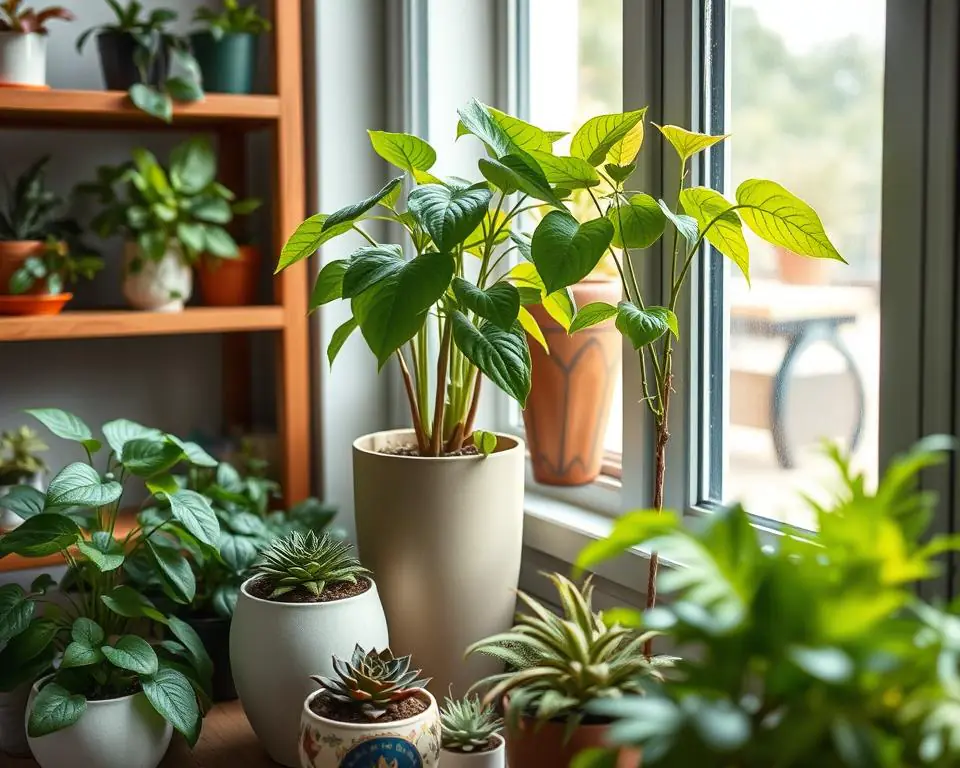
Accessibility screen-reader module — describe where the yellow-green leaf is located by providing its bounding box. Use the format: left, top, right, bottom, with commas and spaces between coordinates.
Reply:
571, 109, 647, 166
679, 187, 750, 283
367, 130, 436, 173
655, 124, 730, 164
518, 306, 549, 352
528, 151, 600, 189
507, 262, 576, 330
606, 118, 645, 166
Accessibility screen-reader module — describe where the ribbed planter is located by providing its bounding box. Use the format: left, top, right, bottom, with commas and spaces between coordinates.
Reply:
230, 576, 390, 767
504, 713, 640, 768
441, 734, 506, 768
353, 429, 524, 697
523, 278, 622, 486
0, 32, 47, 87
122, 241, 192, 312
189, 31, 258, 94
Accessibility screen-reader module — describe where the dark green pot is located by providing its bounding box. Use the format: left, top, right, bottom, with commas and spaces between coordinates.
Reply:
190, 31, 258, 94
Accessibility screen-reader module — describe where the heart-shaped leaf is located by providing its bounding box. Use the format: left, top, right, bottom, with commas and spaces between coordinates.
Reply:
121, 438, 184, 478
101, 586, 167, 624
408, 183, 492, 252
656, 124, 730, 164
168, 490, 220, 548
571, 109, 647, 166
608, 193, 666, 249
0, 585, 34, 650
452, 278, 521, 331
327, 317, 358, 368
218, 530, 260, 573
309, 259, 349, 313
507, 262, 577, 330
61, 638, 103, 669
149, 540, 196, 604
569, 302, 619, 334
46, 463, 122, 509
528, 152, 600, 189
0, 514, 81, 558
26, 408, 101, 454
616, 302, 673, 349
341, 245, 405, 298
77, 531, 124, 572
27, 683, 86, 738
479, 153, 565, 207
141, 665, 201, 746
72, 617, 104, 646
680, 187, 750, 283
451, 312, 531, 406
0, 486, 46, 521
164, 435, 217, 467
473, 430, 498, 456
657, 200, 699, 244
531, 210, 614, 294
129, 84, 172, 123
102, 419, 162, 456
368, 130, 437, 172
322, 176, 403, 233
276, 214, 354, 272
457, 99, 551, 156
102, 635, 159, 675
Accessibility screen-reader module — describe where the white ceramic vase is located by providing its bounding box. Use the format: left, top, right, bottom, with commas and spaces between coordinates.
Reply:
230, 576, 390, 767
0, 471, 43, 530
0, 32, 47, 87
353, 430, 525, 696
26, 680, 172, 768
122, 241, 192, 312
440, 736, 507, 768
299, 688, 441, 768
0, 683, 31, 757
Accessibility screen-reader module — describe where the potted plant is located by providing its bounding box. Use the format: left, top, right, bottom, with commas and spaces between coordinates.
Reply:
0, 408, 221, 768
439, 695, 505, 768
575, 438, 960, 767
76, 1, 203, 123
0, 425, 47, 528
300, 645, 441, 768
467, 573, 664, 768
0, 1, 73, 87
191, 0, 271, 95
3, 234, 104, 315
78, 137, 258, 312
231, 531, 389, 767
195, 228, 263, 307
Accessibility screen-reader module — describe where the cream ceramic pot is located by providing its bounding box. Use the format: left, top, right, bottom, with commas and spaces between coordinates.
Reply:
231, 577, 390, 767
353, 430, 525, 697
26, 680, 172, 768
299, 688, 441, 768
0, 32, 47, 87
440, 735, 507, 768
122, 241, 192, 312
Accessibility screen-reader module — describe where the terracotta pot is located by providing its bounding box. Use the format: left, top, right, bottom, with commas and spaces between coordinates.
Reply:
0, 293, 71, 316
505, 714, 640, 768
523, 278, 622, 486
0, 240, 44, 295
776, 246, 830, 285
197, 246, 261, 306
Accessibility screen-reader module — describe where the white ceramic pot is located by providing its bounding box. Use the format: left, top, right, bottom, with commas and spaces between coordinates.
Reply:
0, 683, 31, 757
440, 735, 506, 768
0, 471, 43, 530
26, 679, 172, 768
353, 430, 525, 696
122, 241, 192, 312
299, 688, 441, 768
231, 576, 390, 767
0, 32, 47, 87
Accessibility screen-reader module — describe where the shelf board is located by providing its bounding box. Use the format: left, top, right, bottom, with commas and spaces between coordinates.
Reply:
0, 306, 287, 342
0, 88, 281, 131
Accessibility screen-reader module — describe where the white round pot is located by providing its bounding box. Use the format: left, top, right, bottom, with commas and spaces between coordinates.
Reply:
231, 576, 390, 767
0, 682, 31, 757
26, 679, 172, 768
0, 471, 43, 530
122, 241, 192, 312
353, 429, 525, 696
0, 32, 47, 87
441, 735, 506, 768
299, 688, 441, 768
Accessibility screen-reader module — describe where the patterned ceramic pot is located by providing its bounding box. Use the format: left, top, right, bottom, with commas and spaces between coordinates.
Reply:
299, 689, 441, 768
440, 735, 506, 768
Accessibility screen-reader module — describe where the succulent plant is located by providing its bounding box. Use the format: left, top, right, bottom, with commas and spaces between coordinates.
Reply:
467, 573, 671, 732
312, 645, 431, 720
252, 530, 369, 598
440, 695, 502, 752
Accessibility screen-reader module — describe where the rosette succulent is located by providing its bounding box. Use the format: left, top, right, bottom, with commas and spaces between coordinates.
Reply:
440, 695, 502, 752
252, 530, 369, 598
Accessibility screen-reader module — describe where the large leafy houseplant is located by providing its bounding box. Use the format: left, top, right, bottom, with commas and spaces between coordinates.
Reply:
574, 438, 960, 767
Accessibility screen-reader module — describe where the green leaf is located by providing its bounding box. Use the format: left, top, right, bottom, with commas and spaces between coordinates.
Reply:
473, 430, 498, 456
169, 137, 216, 195
528, 152, 600, 189
202, 226, 239, 259
657, 199, 699, 244
166, 616, 213, 682
616, 302, 671, 349
368, 130, 436, 173
102, 419, 161, 456
0, 486, 46, 520
0, 617, 56, 668
327, 317, 358, 367
531, 210, 614, 294
407, 183, 492, 252
452, 278, 520, 331
571, 748, 620, 768
323, 176, 404, 232
341, 245, 405, 298
479, 153, 565, 207
308, 259, 348, 313
680, 187, 750, 283
351, 250, 455, 368
212, 585, 238, 619
605, 162, 637, 185
655, 124, 730, 164
121, 438, 184, 477
276, 214, 354, 273
0, 585, 34, 650
456, 99, 550, 156
61, 638, 104, 668
46, 463, 122, 508
168, 490, 220, 548
27, 683, 86, 738
166, 76, 204, 103
149, 540, 196, 603
576, 509, 679, 572
788, 646, 854, 684
218, 530, 259, 572
569, 302, 619, 334
518, 306, 549, 353
26, 408, 100, 453
0, 515, 81, 558
507, 262, 577, 330
72, 617, 104, 646
129, 84, 172, 123
608, 193, 666, 249
451, 313, 531, 406
146, 474, 179, 496
571, 109, 647, 166
101, 586, 167, 624
165, 435, 218, 468
736, 179, 844, 262
102, 635, 159, 676
141, 666, 201, 746
190, 197, 232, 224
77, 532, 124, 572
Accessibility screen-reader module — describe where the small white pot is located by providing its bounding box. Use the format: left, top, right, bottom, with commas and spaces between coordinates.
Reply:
299, 688, 441, 768
441, 735, 506, 768
26, 679, 172, 768
231, 576, 390, 767
0, 32, 47, 87
0, 683, 31, 757
0, 471, 43, 530
122, 241, 192, 312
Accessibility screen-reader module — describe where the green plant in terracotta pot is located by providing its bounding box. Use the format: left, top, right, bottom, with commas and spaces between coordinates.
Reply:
191, 0, 271, 95
0, 1, 74, 87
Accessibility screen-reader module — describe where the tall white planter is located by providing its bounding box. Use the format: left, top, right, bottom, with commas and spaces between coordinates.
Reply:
230, 576, 390, 767
299, 688, 441, 768
353, 430, 525, 697
26, 681, 172, 768
441, 736, 507, 768
122, 241, 192, 312
0, 32, 47, 87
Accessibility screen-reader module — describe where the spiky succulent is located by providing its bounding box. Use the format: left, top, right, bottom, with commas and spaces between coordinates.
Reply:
440, 695, 502, 752
312, 645, 431, 720
467, 573, 671, 731
252, 531, 369, 598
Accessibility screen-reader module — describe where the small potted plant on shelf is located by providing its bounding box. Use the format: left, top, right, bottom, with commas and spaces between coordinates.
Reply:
191, 0, 271, 95
0, 425, 47, 529
0, 1, 73, 88
300, 645, 441, 768
467, 573, 666, 768
5, 235, 104, 315
195, 225, 263, 307
231, 531, 389, 767
76, 1, 204, 123
78, 136, 258, 312
439, 694, 505, 768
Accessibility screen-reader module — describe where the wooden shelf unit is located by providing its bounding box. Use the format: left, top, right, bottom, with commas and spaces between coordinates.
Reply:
0, 0, 312, 503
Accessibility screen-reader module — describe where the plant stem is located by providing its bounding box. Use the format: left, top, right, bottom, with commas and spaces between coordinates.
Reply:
397, 350, 428, 453
644, 366, 672, 657
416, 327, 430, 429
352, 225, 378, 247
430, 317, 452, 456
461, 373, 482, 446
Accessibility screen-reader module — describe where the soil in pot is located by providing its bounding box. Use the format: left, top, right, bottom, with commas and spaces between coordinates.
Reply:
380, 444, 480, 457
185, 615, 236, 702
96, 31, 169, 90
246, 575, 372, 603
443, 736, 501, 754
309, 692, 429, 725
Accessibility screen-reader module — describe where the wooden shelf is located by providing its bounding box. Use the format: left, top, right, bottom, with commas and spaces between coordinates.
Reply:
0, 307, 287, 342
0, 512, 138, 573
0, 89, 281, 131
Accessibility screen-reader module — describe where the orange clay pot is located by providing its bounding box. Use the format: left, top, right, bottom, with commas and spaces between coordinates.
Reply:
0, 293, 71, 315
505, 712, 641, 768
522, 278, 622, 486
197, 245, 261, 306
0, 240, 44, 295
